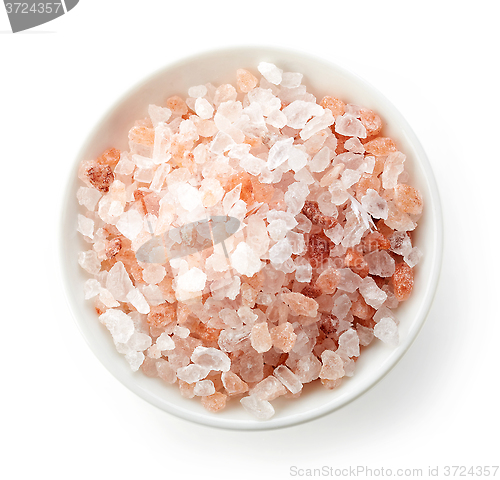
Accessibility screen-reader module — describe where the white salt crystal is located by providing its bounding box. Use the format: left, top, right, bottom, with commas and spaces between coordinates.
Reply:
356, 324, 374, 346
332, 294, 352, 320
341, 168, 363, 189
210, 131, 235, 154
267, 137, 294, 170
285, 182, 309, 215
364, 156, 375, 173
240, 395, 275, 420
77, 186, 101, 211
329, 180, 350, 205
382, 152, 405, 189
294, 262, 312, 283
176, 267, 207, 293
373, 306, 397, 324
126, 288, 150, 314
258, 62, 283, 85
99, 309, 135, 344
116, 209, 143, 240
176, 364, 211, 383
404, 246, 423, 267
115, 154, 136, 176
222, 183, 242, 214
77, 215, 94, 240
195, 97, 214, 120
78, 250, 101, 275
84, 279, 101, 299
267, 210, 298, 229
269, 238, 293, 264
125, 331, 152, 352
324, 225, 344, 245
251, 376, 287, 401
125, 351, 144, 372
200, 178, 224, 208
273, 365, 303, 394
106, 261, 134, 302
220, 308, 242, 328
294, 353, 322, 383
142, 265, 166, 285
268, 219, 289, 241
374, 317, 399, 347
359, 276, 388, 309
288, 147, 309, 172
148, 104, 172, 127
283, 100, 324, 129
337, 268, 362, 293
99, 288, 120, 308
338, 329, 360, 357
361, 188, 388, 219
174, 325, 190, 338
191, 346, 231, 372
309, 146, 331, 173
300, 110, 335, 140
320, 350, 345, 380
281, 71, 303, 88
176, 183, 202, 212
335, 113, 367, 138
287, 231, 305, 254
230, 242, 263, 277
317, 191, 337, 216
344, 137, 365, 153
389, 231, 413, 257
188, 85, 208, 98
240, 154, 267, 176
247, 87, 281, 115
193, 380, 215, 397
364, 251, 396, 277
156, 332, 175, 351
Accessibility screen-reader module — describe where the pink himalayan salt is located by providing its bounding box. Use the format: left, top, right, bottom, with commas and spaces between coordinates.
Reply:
270, 322, 297, 353
250, 322, 273, 353
221, 371, 249, 395
236, 69, 258, 93
201, 392, 227, 412
251, 375, 287, 401
320, 350, 345, 381
281, 292, 319, 317
315, 267, 341, 294
394, 184, 424, 215
273, 365, 303, 394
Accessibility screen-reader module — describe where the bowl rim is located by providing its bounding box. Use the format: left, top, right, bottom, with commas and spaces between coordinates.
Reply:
59, 45, 443, 430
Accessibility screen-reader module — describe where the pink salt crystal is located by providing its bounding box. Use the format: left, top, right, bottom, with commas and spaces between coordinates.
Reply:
321, 378, 342, 390
191, 346, 231, 372
315, 267, 341, 294
374, 317, 399, 346
364, 250, 396, 277
201, 392, 227, 412
221, 371, 249, 395
251, 322, 273, 353
385, 201, 416, 232
294, 353, 322, 383
335, 113, 367, 138
176, 364, 211, 383
394, 184, 424, 215
337, 268, 363, 293
359, 276, 388, 309
338, 329, 360, 357
240, 395, 275, 420
331, 294, 352, 320
356, 324, 374, 347
382, 151, 405, 189
251, 376, 287, 401
281, 292, 319, 317
237, 68, 258, 93
320, 350, 345, 381
156, 359, 177, 383
194, 380, 216, 397
238, 351, 264, 383
270, 323, 297, 353
273, 365, 303, 394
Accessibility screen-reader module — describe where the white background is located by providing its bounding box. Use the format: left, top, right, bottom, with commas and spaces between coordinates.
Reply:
1, 1, 499, 479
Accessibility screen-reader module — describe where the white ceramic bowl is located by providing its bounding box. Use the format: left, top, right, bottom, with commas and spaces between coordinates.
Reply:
60, 46, 443, 430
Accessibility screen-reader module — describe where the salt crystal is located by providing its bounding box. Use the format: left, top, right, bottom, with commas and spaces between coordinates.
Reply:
221, 371, 248, 395
116, 209, 143, 240
300, 110, 335, 141
359, 276, 388, 309
188, 85, 208, 98
361, 188, 388, 219
106, 261, 134, 302
176, 183, 203, 212
230, 242, 263, 277
337, 268, 362, 293
281, 71, 303, 88
77, 186, 101, 211
285, 182, 309, 215
194, 97, 214, 120
382, 152, 405, 189
268, 219, 289, 241
123, 331, 152, 352
331, 294, 352, 320
356, 324, 374, 346
191, 346, 231, 372
84, 278, 101, 299
126, 287, 150, 314
335, 113, 367, 138
267, 137, 294, 170
210, 131, 235, 154
176, 364, 211, 383
294, 262, 312, 282
247, 88, 281, 115
389, 231, 413, 257
176, 267, 207, 293
270, 322, 297, 353
258, 62, 283, 85
251, 322, 273, 353
156, 332, 175, 351
251, 376, 287, 401
99, 309, 135, 344
281, 292, 319, 317
287, 231, 305, 255
269, 238, 293, 264
273, 365, 303, 394
99, 288, 120, 308
364, 251, 396, 277
324, 224, 343, 244
373, 317, 399, 347
174, 325, 190, 338
236, 69, 258, 93
193, 380, 215, 397
344, 137, 365, 153
156, 359, 176, 383
142, 265, 166, 285
373, 306, 397, 324
338, 329, 360, 357
341, 168, 363, 189
78, 250, 101, 275
309, 146, 331, 173
283, 100, 324, 129
288, 146, 309, 172
404, 246, 423, 267
125, 351, 145, 372
240, 395, 275, 420
294, 353, 322, 383
329, 180, 350, 205
320, 350, 344, 380
237, 306, 258, 325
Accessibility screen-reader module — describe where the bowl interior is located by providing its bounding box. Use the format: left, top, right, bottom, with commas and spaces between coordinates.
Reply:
60, 46, 442, 430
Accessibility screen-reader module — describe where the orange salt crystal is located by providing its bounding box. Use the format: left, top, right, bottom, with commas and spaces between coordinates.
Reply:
252, 180, 274, 203
176, 303, 192, 324
315, 267, 341, 294
351, 296, 375, 320
363, 137, 397, 156
394, 184, 423, 215
191, 321, 220, 344
244, 135, 262, 148
250, 322, 273, 353
240, 283, 258, 308
226, 171, 254, 203
147, 303, 177, 328
201, 392, 227, 412
157, 277, 176, 303
320, 96, 346, 117
392, 262, 414, 301
376, 219, 394, 238
178, 380, 196, 398
356, 173, 381, 198
236, 68, 258, 93
166, 95, 188, 116
97, 148, 121, 168
94, 299, 107, 316
372, 156, 386, 176
360, 108, 383, 137
221, 371, 249, 395
321, 378, 342, 390
281, 292, 319, 317
363, 231, 391, 253
85, 162, 114, 193
345, 248, 370, 278
270, 323, 297, 353
128, 125, 155, 146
